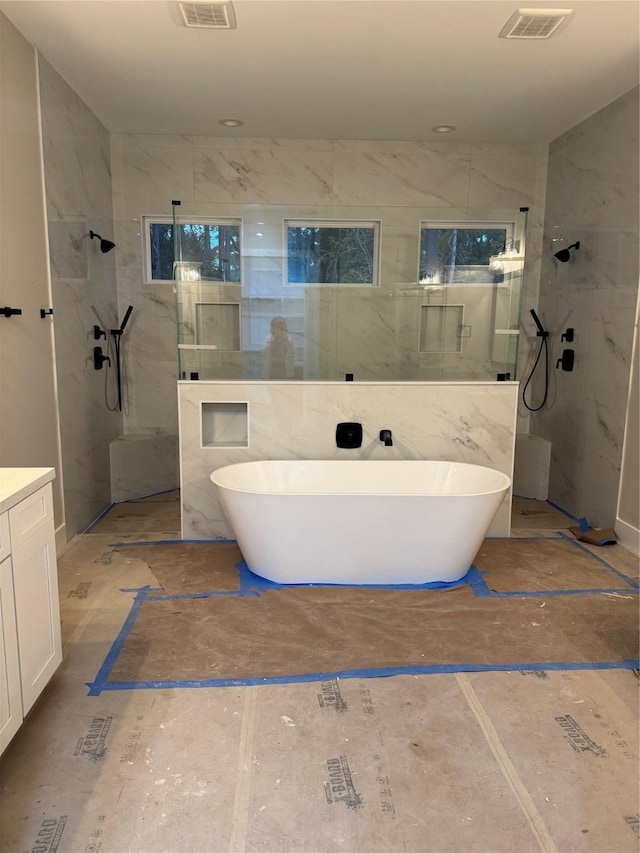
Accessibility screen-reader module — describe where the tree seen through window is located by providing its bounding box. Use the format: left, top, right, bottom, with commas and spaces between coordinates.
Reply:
149, 221, 241, 281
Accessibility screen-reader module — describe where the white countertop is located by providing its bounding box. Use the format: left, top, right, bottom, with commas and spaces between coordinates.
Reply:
0, 468, 55, 515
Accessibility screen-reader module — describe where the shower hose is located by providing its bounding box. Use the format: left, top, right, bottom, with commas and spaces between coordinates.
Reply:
521, 309, 549, 412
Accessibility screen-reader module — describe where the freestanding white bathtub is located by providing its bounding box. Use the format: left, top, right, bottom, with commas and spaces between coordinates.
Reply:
211, 460, 510, 585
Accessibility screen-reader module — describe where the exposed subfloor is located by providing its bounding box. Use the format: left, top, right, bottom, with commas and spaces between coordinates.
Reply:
1, 492, 639, 853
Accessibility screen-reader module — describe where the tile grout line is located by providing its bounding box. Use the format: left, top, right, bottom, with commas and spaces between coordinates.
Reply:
228, 685, 259, 853
455, 672, 559, 853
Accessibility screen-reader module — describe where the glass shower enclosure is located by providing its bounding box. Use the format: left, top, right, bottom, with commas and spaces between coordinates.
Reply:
169, 201, 528, 382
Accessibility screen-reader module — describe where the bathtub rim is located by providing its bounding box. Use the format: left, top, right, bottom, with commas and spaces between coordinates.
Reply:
210, 459, 511, 499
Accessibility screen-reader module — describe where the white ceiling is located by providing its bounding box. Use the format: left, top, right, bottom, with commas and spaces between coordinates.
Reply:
1, 0, 638, 143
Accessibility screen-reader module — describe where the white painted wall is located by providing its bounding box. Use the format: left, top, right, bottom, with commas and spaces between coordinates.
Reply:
0, 13, 64, 539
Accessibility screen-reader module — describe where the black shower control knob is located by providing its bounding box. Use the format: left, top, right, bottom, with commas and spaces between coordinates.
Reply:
93, 346, 111, 370
336, 422, 363, 449
1, 306, 22, 317
556, 349, 574, 371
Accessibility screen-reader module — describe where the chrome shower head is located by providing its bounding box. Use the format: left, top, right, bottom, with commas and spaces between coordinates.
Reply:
89, 230, 116, 253
554, 241, 580, 263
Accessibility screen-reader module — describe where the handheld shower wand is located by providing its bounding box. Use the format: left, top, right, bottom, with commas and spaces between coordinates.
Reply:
110, 305, 134, 412
529, 308, 548, 337
119, 304, 133, 332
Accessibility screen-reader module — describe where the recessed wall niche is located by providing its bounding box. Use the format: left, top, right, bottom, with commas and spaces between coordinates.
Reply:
195, 303, 241, 350
419, 304, 464, 353
201, 402, 248, 448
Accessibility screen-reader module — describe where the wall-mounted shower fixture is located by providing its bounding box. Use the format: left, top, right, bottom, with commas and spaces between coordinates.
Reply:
1, 306, 22, 317
556, 349, 575, 371
336, 422, 363, 449
379, 429, 393, 447
89, 230, 116, 253
110, 305, 134, 411
39, 308, 54, 318
521, 309, 549, 412
554, 241, 580, 263
93, 324, 106, 340
93, 346, 111, 370
561, 328, 574, 342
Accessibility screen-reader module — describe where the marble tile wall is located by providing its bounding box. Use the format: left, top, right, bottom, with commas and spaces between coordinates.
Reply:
38, 58, 121, 537
531, 87, 639, 528
110, 136, 549, 448
178, 382, 518, 541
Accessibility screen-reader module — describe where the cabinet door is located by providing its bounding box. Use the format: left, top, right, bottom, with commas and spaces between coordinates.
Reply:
11, 525, 62, 714
0, 556, 23, 755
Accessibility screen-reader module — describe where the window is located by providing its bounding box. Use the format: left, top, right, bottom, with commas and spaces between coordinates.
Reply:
419, 221, 514, 284
143, 216, 242, 283
285, 220, 380, 286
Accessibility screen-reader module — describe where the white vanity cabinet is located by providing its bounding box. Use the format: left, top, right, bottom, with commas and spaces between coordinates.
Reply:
0, 469, 62, 757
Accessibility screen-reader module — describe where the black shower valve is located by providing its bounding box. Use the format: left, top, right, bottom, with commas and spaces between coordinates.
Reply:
336, 422, 363, 449
561, 327, 574, 343
93, 324, 106, 340
93, 346, 111, 370
556, 349, 574, 372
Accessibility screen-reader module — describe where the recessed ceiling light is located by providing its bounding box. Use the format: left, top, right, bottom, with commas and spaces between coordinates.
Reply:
219, 118, 244, 127
431, 125, 456, 133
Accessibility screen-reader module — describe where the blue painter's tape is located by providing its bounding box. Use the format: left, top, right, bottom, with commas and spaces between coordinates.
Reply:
82, 502, 115, 533
87, 658, 640, 695
466, 566, 493, 598
558, 531, 640, 589
86, 586, 153, 696
545, 499, 579, 521
236, 558, 477, 595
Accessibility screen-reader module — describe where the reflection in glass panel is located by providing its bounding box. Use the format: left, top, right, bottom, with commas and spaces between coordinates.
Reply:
286, 220, 379, 285
148, 218, 241, 282
419, 222, 513, 284
171, 205, 527, 382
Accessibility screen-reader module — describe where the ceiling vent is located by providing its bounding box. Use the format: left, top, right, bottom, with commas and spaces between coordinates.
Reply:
499, 8, 573, 39
179, 2, 236, 29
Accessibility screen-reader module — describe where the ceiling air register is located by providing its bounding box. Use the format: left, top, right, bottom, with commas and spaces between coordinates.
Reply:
179, 1, 236, 29
499, 8, 573, 39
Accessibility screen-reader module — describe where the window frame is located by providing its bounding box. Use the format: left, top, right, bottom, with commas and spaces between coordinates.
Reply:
284, 218, 381, 287
417, 219, 516, 285
142, 214, 243, 284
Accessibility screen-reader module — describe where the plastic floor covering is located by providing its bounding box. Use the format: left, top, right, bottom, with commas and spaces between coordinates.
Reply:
0, 495, 638, 853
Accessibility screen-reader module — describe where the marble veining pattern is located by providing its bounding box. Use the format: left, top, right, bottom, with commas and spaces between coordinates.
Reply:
193, 149, 334, 204
532, 87, 639, 528
111, 132, 548, 457
39, 57, 121, 538
179, 382, 517, 541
